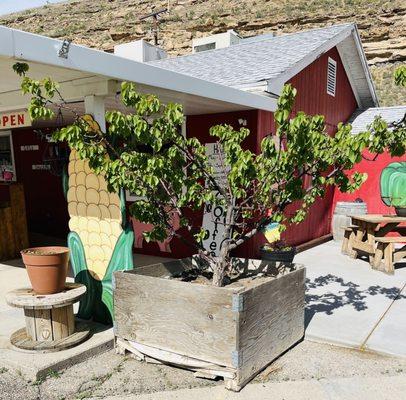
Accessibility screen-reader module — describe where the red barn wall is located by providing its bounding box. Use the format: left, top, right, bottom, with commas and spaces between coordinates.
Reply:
255, 46, 358, 252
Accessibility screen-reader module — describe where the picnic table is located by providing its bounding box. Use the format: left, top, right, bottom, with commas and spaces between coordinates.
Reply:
347, 214, 406, 273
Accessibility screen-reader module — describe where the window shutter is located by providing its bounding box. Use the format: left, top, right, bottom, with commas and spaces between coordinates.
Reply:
327, 57, 337, 97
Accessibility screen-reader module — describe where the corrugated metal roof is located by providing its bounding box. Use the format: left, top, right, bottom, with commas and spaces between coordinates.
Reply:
349, 106, 406, 134
149, 24, 353, 87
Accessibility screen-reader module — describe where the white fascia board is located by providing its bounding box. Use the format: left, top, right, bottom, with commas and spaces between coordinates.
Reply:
336, 41, 362, 108
1, 26, 277, 112
267, 24, 355, 96
351, 26, 379, 107
0, 26, 13, 56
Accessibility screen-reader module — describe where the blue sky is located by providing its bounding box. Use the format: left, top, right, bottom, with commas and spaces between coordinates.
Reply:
0, 0, 65, 16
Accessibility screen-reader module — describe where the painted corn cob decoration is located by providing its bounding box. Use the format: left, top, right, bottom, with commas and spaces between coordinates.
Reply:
66, 116, 133, 324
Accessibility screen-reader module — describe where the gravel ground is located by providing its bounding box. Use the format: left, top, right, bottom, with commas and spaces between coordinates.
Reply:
1, 340, 406, 400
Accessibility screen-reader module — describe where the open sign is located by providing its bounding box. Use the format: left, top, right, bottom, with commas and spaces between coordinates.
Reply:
0, 111, 31, 130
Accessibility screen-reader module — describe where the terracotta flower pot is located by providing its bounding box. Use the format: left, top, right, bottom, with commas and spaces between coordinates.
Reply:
21, 247, 70, 295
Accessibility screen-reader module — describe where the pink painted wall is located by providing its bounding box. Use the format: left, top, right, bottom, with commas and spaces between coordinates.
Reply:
333, 150, 406, 215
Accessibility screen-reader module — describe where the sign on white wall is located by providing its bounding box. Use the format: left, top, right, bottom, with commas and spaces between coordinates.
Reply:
0, 111, 31, 130
202, 143, 230, 257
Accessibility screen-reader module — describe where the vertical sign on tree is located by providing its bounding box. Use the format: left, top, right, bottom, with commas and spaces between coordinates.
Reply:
202, 143, 229, 256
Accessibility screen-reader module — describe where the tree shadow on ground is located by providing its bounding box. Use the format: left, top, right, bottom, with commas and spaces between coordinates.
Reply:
305, 274, 406, 329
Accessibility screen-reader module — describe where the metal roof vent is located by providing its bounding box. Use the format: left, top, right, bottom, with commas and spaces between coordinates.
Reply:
327, 57, 337, 97
192, 30, 241, 53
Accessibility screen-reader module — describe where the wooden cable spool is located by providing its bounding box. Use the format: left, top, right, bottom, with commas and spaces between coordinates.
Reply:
6, 283, 90, 352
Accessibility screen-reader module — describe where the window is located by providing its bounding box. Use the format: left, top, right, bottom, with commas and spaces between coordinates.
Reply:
0, 131, 16, 181
327, 57, 337, 97
193, 42, 216, 53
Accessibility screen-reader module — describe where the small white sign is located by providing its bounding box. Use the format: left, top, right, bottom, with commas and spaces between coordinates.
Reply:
202, 143, 230, 257
21, 145, 39, 151
32, 164, 51, 170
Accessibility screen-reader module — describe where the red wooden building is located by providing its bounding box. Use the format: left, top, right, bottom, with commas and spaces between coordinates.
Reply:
2, 23, 399, 260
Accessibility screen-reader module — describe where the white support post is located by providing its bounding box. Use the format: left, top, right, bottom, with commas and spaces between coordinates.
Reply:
84, 95, 106, 132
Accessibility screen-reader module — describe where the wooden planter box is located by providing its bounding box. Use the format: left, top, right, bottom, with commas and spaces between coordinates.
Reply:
113, 258, 305, 391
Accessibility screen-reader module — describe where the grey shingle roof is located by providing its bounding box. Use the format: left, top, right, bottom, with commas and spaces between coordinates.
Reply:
148, 24, 353, 88
349, 106, 406, 134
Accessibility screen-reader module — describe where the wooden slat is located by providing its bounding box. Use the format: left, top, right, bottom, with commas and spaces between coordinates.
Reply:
383, 243, 394, 274
66, 304, 75, 335
34, 309, 53, 341
350, 214, 406, 224
351, 240, 375, 255
114, 270, 236, 367
375, 237, 406, 243
236, 267, 305, 386
394, 250, 406, 263
373, 243, 384, 270
51, 306, 69, 340
6, 283, 86, 309
10, 322, 90, 352
24, 308, 37, 340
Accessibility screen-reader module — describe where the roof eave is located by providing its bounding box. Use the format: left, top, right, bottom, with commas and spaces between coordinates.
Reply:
351, 25, 379, 107
0, 25, 277, 113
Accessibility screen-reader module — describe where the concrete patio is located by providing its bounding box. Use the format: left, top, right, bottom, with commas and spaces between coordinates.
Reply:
296, 240, 406, 357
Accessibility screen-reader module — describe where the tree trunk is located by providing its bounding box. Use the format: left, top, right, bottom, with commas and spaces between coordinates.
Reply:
212, 257, 228, 287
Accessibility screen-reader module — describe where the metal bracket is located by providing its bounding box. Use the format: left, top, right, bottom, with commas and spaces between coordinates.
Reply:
58, 39, 72, 59
232, 294, 244, 312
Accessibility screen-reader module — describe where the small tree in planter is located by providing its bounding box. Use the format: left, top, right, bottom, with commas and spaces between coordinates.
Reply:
15, 63, 405, 390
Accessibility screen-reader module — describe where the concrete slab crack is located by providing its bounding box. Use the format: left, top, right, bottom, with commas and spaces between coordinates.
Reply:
360, 281, 406, 350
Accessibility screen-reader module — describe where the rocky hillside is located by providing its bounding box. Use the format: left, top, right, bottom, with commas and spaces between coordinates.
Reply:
1, 0, 405, 106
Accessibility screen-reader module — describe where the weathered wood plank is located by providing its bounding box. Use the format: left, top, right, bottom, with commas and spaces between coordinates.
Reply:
24, 308, 37, 340
350, 215, 406, 224
6, 283, 86, 309
375, 237, 406, 243
236, 266, 305, 386
34, 309, 53, 341
351, 240, 375, 255
384, 243, 394, 274
114, 270, 236, 367
66, 304, 75, 335
10, 322, 90, 352
51, 306, 69, 340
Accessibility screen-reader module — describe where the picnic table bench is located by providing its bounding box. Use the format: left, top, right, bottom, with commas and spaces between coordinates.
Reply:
345, 214, 406, 274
